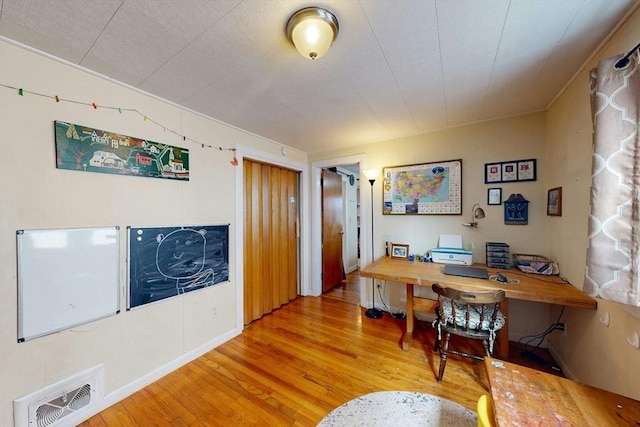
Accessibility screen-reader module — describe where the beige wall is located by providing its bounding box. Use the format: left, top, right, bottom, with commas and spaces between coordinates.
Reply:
1, 6, 639, 425
0, 41, 298, 426
545, 6, 640, 400
310, 6, 640, 401
310, 113, 553, 342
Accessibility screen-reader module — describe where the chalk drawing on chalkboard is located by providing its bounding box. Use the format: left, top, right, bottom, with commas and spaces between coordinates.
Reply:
128, 225, 229, 309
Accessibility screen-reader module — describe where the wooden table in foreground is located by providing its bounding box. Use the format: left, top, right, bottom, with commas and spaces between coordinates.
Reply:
485, 357, 640, 426
359, 257, 597, 358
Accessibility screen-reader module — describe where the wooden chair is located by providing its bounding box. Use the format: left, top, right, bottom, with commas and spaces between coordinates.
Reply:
432, 283, 505, 382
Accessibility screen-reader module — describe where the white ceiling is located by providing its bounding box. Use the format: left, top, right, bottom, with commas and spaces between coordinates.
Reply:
0, 0, 637, 153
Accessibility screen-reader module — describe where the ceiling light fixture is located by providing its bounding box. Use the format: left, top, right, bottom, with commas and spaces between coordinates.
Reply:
286, 7, 339, 60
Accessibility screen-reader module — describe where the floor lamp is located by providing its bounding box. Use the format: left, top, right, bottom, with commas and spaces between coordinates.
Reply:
363, 169, 383, 319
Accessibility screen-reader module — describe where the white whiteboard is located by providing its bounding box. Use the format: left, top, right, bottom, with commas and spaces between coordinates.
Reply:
17, 227, 120, 342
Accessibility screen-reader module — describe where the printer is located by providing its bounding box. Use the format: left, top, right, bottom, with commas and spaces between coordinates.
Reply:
430, 234, 473, 265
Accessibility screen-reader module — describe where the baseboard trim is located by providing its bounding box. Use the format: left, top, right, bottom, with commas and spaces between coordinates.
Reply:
77, 326, 242, 424
346, 265, 359, 274
547, 343, 577, 381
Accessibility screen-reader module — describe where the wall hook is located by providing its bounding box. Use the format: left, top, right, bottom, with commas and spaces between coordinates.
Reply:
627, 330, 640, 350
599, 311, 610, 327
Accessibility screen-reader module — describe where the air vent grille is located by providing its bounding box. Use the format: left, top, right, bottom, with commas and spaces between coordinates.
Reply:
33, 384, 92, 427
14, 365, 104, 427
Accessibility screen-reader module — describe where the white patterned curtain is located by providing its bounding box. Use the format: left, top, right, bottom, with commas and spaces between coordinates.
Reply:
585, 47, 640, 306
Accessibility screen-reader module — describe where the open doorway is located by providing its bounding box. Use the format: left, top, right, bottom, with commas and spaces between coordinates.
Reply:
310, 154, 368, 308
321, 165, 361, 306
321, 168, 344, 293
335, 164, 360, 274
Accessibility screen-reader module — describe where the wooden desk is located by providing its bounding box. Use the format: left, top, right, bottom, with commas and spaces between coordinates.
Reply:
485, 357, 640, 426
359, 257, 597, 357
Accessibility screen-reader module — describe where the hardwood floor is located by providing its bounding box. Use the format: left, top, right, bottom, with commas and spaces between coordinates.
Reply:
322, 269, 361, 306
81, 271, 561, 426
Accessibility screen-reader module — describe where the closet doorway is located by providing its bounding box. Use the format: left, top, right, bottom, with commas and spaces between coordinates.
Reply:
243, 159, 300, 325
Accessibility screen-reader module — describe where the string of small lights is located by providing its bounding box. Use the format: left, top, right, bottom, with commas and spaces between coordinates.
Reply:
0, 83, 238, 165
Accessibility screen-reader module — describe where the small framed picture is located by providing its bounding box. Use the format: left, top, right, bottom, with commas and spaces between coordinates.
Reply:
547, 187, 562, 216
502, 162, 518, 182
517, 159, 537, 181
390, 243, 409, 259
485, 163, 502, 183
488, 188, 502, 205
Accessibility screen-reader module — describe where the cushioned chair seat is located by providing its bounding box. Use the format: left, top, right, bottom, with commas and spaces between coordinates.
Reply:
439, 300, 505, 331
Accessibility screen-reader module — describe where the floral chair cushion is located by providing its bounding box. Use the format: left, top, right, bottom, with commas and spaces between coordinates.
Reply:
432, 300, 505, 354
438, 300, 505, 331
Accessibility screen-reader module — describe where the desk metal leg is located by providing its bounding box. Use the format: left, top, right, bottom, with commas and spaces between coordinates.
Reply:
495, 298, 509, 359
402, 283, 414, 351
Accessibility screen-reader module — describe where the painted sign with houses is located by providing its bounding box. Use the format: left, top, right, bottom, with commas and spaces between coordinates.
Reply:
54, 121, 189, 181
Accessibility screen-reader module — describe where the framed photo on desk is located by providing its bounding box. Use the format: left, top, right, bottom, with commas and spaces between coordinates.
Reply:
390, 243, 409, 259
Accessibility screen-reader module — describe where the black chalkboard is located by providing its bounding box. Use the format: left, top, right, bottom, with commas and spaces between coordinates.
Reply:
127, 224, 229, 309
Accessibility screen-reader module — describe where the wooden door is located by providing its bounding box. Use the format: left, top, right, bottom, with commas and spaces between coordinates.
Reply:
243, 159, 299, 325
322, 169, 344, 292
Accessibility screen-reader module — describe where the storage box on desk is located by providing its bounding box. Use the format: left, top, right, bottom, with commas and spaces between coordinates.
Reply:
513, 254, 559, 275
486, 242, 510, 269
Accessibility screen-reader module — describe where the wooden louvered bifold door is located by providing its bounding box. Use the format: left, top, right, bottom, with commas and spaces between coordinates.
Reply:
243, 159, 299, 325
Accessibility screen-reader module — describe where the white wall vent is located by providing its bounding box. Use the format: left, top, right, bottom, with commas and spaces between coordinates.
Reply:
14, 365, 104, 427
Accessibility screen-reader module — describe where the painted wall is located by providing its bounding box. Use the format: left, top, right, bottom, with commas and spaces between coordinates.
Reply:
545, 6, 640, 400
1, 7, 638, 426
0, 41, 302, 426
309, 112, 553, 342
310, 6, 640, 401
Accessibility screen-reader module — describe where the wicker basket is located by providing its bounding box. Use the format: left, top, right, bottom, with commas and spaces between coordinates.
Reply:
513, 254, 559, 275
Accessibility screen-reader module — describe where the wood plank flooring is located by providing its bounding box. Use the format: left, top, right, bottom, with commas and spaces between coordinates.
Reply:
81, 272, 561, 426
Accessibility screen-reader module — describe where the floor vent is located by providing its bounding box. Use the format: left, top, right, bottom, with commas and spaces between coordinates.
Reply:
14, 365, 104, 427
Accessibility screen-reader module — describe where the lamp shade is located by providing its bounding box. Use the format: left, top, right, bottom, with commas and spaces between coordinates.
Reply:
462, 203, 485, 228
287, 7, 339, 60
474, 205, 486, 219
363, 169, 380, 181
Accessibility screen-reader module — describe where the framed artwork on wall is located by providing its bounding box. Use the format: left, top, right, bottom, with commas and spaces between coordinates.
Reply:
485, 163, 502, 183
382, 159, 462, 215
517, 159, 537, 181
502, 162, 518, 182
547, 187, 562, 216
54, 120, 190, 181
484, 158, 537, 183
488, 188, 502, 205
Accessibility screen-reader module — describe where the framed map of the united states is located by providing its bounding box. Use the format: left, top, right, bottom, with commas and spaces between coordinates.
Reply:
382, 159, 462, 215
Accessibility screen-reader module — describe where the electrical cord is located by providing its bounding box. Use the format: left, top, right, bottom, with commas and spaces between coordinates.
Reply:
488, 274, 520, 284
376, 281, 406, 319
515, 306, 566, 370
491, 268, 571, 284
